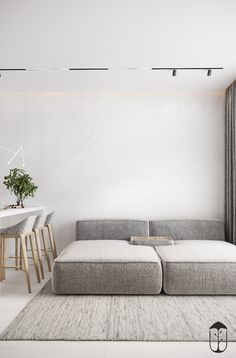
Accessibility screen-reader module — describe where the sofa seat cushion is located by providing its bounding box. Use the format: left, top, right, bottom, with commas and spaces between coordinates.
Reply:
52, 240, 162, 295
55, 240, 159, 262
155, 240, 236, 295
175, 239, 230, 247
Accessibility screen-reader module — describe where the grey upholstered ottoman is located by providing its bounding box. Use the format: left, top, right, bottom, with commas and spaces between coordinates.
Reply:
155, 240, 236, 295
52, 240, 162, 294
52, 219, 162, 294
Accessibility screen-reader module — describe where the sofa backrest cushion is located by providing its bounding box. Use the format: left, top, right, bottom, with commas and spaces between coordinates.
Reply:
149, 220, 225, 241
76, 220, 149, 241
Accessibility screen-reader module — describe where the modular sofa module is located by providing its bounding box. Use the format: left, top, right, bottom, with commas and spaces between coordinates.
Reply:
52, 219, 236, 295
149, 220, 236, 295
52, 220, 162, 295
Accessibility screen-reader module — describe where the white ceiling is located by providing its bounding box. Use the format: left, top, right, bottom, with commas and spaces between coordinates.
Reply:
0, 0, 235, 91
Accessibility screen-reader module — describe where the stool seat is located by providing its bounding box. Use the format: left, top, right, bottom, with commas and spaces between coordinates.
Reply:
0, 216, 36, 235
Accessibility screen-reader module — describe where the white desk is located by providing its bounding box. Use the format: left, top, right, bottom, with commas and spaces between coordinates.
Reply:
0, 206, 45, 230
0, 206, 45, 219
0, 207, 45, 253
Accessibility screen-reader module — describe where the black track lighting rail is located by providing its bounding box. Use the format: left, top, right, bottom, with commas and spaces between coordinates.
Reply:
0, 67, 223, 71
0, 68, 26, 71
151, 67, 223, 70
69, 67, 109, 71
0, 66, 223, 78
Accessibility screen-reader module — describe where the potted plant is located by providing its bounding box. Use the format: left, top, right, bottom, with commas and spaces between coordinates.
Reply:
3, 168, 38, 208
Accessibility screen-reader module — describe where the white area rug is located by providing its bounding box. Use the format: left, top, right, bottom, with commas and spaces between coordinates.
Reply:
1, 281, 236, 341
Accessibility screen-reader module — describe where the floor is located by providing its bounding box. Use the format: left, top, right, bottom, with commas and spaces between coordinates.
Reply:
0, 268, 236, 358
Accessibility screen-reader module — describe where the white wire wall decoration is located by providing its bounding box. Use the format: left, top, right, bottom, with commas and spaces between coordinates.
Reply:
0, 145, 25, 167
0, 71, 28, 168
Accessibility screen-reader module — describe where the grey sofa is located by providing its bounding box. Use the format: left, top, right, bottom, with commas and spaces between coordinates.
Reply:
52, 219, 236, 295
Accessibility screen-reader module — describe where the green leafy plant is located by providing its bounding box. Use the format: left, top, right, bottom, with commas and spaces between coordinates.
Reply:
3, 168, 38, 207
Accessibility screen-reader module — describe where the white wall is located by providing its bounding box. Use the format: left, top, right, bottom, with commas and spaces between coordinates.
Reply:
0, 92, 224, 251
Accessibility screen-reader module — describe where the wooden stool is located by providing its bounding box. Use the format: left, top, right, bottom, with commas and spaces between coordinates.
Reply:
0, 216, 40, 293
33, 212, 57, 276
44, 212, 57, 260
33, 214, 47, 278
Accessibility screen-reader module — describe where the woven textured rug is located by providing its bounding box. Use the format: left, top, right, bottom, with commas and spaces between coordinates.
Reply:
1, 280, 236, 341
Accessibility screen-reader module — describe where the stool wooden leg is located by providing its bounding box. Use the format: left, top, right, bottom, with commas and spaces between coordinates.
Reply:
34, 229, 44, 279
15, 238, 19, 270
19, 240, 22, 270
47, 224, 57, 259
41, 228, 51, 272
29, 234, 41, 283
0, 238, 6, 281
20, 235, 31, 294
0, 239, 3, 282
2, 238, 6, 280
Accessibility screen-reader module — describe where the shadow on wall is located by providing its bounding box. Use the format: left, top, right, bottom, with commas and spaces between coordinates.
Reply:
54, 220, 75, 253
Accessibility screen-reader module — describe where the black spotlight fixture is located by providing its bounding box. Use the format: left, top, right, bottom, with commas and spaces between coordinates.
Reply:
172, 69, 177, 76
207, 69, 212, 76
